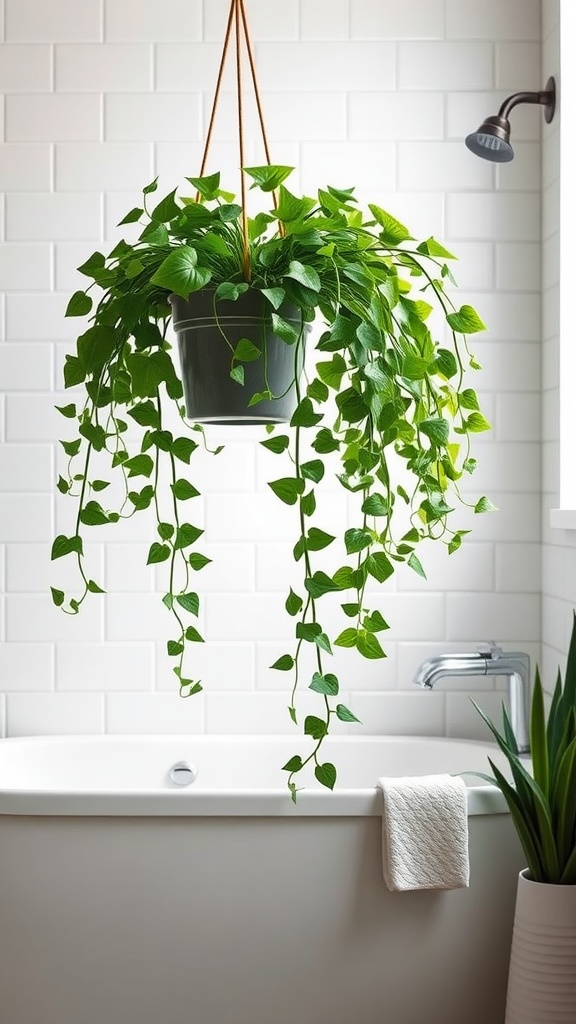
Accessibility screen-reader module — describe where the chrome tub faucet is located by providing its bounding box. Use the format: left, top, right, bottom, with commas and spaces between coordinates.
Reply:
413, 643, 531, 754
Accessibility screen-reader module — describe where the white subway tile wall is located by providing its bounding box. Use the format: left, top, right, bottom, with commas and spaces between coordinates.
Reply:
0, 0, 543, 739
540, 0, 576, 682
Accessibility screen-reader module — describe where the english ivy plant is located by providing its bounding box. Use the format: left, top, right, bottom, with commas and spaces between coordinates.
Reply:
54, 165, 491, 799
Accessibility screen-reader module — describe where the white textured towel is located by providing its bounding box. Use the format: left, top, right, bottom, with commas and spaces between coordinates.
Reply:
377, 774, 469, 892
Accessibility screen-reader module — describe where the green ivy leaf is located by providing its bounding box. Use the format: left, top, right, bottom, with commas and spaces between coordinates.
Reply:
176, 592, 200, 616
285, 589, 303, 616
345, 528, 372, 555
332, 566, 355, 590
55, 403, 77, 419
309, 672, 339, 696
307, 378, 329, 403
300, 491, 316, 517
366, 551, 394, 583
172, 437, 198, 464
286, 260, 321, 292
316, 354, 347, 390
91, 479, 110, 492
214, 281, 249, 302
171, 478, 200, 500
150, 245, 212, 299
260, 286, 286, 310
230, 365, 245, 385
312, 427, 340, 454
150, 188, 180, 223
244, 164, 294, 191
184, 626, 204, 643
282, 754, 303, 773
50, 587, 65, 607
315, 762, 337, 790
260, 434, 290, 454
128, 402, 161, 429
87, 579, 105, 594
268, 477, 305, 505
459, 388, 480, 410
301, 459, 324, 483
475, 495, 498, 514
363, 610, 389, 633
124, 453, 154, 478
446, 304, 486, 335
289, 395, 319, 428
357, 632, 386, 659
305, 572, 340, 599
247, 389, 272, 407
435, 348, 459, 379
189, 552, 212, 570
336, 704, 361, 723
361, 493, 388, 516
63, 354, 86, 388
157, 522, 174, 540
296, 622, 322, 642
334, 628, 358, 649
306, 528, 335, 552
341, 603, 359, 618
304, 715, 328, 740
174, 523, 204, 550
147, 542, 171, 565
186, 171, 220, 199
79, 501, 110, 526
314, 632, 332, 655
118, 206, 144, 225
271, 313, 299, 345
271, 654, 294, 671
233, 338, 261, 362
369, 205, 412, 245
466, 412, 491, 433
65, 291, 93, 317
420, 418, 449, 446
408, 553, 426, 578
167, 640, 184, 656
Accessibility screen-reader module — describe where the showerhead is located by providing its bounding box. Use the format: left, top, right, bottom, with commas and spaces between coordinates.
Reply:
465, 77, 556, 163
465, 115, 514, 163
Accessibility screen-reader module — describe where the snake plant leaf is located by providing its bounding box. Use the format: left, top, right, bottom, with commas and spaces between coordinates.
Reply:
560, 842, 576, 885
530, 668, 549, 796
552, 737, 576, 867
488, 759, 544, 882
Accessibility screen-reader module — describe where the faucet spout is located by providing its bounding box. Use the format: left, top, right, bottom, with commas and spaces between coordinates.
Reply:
414, 643, 531, 755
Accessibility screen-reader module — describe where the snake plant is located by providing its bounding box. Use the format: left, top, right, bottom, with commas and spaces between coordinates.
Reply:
474, 614, 576, 884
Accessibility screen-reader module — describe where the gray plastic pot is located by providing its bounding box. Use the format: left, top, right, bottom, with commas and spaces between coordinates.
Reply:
169, 288, 308, 424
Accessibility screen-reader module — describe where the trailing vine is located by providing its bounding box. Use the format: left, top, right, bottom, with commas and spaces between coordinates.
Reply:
53, 167, 491, 797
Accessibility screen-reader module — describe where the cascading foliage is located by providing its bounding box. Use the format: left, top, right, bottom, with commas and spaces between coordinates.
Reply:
53, 165, 492, 798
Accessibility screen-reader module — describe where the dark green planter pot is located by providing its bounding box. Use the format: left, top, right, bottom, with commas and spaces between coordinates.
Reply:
169, 289, 308, 425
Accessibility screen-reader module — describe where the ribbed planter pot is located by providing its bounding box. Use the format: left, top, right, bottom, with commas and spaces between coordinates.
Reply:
505, 869, 576, 1023
169, 289, 308, 424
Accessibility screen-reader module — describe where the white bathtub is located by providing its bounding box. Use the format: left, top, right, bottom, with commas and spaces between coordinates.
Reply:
0, 735, 524, 1024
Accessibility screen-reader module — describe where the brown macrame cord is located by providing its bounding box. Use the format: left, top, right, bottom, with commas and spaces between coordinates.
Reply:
197, 0, 280, 281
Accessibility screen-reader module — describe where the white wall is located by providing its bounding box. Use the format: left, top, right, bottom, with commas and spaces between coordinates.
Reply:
0, 0, 543, 739
539, 0, 576, 687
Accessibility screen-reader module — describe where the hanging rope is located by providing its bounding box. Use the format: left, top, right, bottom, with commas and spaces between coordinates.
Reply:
196, 0, 279, 281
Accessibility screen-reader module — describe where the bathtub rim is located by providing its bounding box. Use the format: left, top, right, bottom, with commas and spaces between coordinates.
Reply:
0, 734, 510, 817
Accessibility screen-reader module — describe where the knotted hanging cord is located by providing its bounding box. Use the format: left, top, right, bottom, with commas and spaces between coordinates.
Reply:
197, 0, 280, 281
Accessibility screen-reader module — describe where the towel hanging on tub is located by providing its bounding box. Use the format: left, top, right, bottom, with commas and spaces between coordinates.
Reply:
377, 774, 470, 892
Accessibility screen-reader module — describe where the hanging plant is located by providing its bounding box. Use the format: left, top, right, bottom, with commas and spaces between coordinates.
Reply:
52, 164, 491, 798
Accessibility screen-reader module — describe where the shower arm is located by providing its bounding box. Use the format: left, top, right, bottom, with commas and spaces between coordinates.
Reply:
498, 85, 555, 122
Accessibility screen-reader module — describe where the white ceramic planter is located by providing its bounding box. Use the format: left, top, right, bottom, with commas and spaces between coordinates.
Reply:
505, 868, 576, 1023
